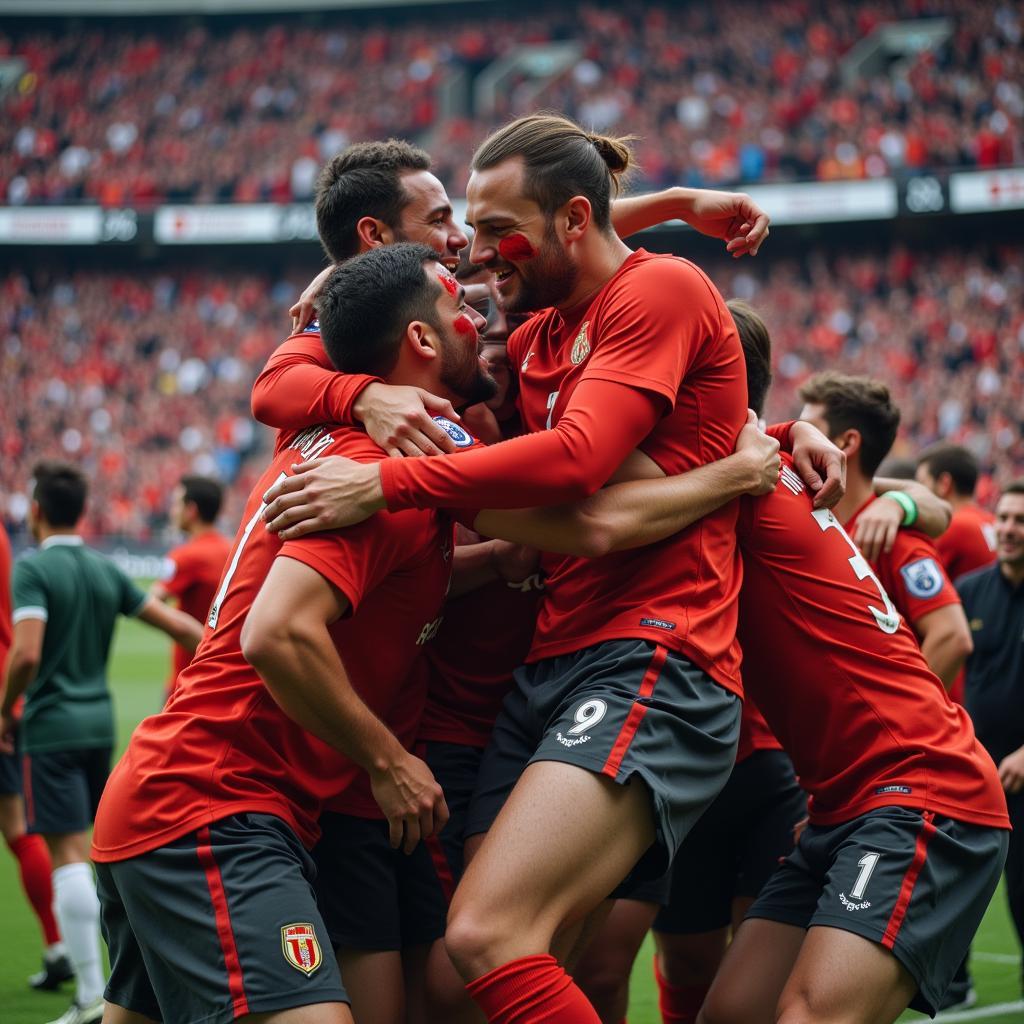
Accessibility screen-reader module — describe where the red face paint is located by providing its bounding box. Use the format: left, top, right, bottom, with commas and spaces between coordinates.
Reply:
454, 313, 476, 337
437, 271, 458, 297
498, 233, 537, 262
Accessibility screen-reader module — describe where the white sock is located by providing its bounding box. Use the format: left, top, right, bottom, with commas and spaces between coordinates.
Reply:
52, 862, 104, 1005
46, 940, 68, 960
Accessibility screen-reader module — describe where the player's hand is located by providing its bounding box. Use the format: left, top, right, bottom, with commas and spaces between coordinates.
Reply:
852, 495, 903, 562
491, 540, 542, 584
369, 753, 449, 854
734, 410, 781, 495
789, 421, 846, 509
998, 748, 1024, 795
353, 383, 461, 458
262, 457, 385, 539
679, 189, 770, 258
289, 264, 334, 332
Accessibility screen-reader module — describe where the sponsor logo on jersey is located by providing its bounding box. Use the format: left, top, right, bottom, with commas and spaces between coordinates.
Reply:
900, 557, 944, 599
838, 892, 871, 912
874, 784, 912, 795
417, 615, 444, 645
521, 351, 535, 372
432, 416, 474, 448
507, 572, 545, 593
302, 319, 320, 334
780, 464, 804, 495
571, 321, 591, 364
281, 923, 322, 975
970, 618, 984, 632
640, 617, 676, 631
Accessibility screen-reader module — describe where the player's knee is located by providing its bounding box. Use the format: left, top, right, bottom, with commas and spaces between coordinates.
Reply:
697, 985, 753, 1024
444, 904, 504, 980
574, 963, 629, 1019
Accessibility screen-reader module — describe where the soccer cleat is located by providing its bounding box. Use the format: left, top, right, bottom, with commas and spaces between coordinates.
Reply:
28, 952, 75, 991
44, 997, 104, 1024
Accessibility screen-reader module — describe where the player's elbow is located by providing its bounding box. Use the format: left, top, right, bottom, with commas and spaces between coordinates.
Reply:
950, 624, 974, 663
571, 514, 618, 559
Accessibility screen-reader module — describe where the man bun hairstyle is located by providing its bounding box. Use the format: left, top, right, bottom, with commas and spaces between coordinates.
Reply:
316, 243, 442, 378
916, 442, 980, 498
32, 459, 87, 528
315, 140, 432, 262
472, 113, 635, 231
798, 371, 900, 478
180, 475, 224, 524
727, 299, 772, 418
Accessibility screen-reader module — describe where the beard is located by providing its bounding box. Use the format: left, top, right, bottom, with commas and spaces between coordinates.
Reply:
501, 222, 579, 314
440, 335, 498, 408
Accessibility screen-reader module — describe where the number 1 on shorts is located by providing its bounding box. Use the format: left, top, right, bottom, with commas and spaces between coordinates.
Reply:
851, 852, 881, 900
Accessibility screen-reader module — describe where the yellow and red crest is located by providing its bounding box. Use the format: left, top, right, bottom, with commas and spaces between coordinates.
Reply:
571, 321, 591, 365
281, 923, 323, 975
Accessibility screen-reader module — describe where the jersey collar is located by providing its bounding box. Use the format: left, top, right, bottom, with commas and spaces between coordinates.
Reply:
40, 534, 84, 549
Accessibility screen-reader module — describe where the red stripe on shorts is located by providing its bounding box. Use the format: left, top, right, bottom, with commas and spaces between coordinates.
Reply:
196, 826, 250, 1017
425, 833, 456, 903
882, 811, 936, 949
602, 645, 668, 778
22, 754, 34, 827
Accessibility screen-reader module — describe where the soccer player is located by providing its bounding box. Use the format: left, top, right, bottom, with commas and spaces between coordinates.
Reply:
0, 519, 68, 993
916, 443, 998, 582
89, 245, 491, 1024
0, 461, 204, 1024
261, 115, 842, 1023
151, 475, 231, 696
799, 373, 973, 689
956, 482, 1024, 993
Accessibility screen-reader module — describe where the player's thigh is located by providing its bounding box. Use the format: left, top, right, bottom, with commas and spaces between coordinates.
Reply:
102, 1003, 160, 1024
240, 1005, 352, 1024
335, 949, 403, 1024
44, 828, 91, 867
697, 918, 805, 1024
0, 788, 26, 840
776, 925, 916, 1024
654, 928, 730, 988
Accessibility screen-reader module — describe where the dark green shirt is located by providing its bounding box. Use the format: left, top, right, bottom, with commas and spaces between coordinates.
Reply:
12, 536, 146, 754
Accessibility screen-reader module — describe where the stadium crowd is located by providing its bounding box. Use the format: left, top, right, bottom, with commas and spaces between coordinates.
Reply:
2, 240, 1021, 540
2, 0, 1021, 206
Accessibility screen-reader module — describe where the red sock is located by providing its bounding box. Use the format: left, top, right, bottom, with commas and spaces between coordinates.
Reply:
7, 833, 60, 945
654, 957, 708, 1024
467, 954, 602, 1023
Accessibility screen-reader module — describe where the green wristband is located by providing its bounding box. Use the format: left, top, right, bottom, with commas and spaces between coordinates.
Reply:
881, 490, 917, 527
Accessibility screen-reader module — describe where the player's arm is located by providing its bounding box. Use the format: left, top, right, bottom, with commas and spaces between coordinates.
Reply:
852, 479, 953, 561
913, 604, 973, 689
448, 540, 540, 597
997, 743, 1024, 795
611, 187, 769, 257
0, 618, 44, 753
134, 596, 204, 653
473, 413, 780, 556
252, 334, 461, 457
241, 555, 446, 852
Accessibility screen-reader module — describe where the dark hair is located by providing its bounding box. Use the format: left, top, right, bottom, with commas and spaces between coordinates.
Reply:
32, 460, 87, 527
316, 243, 442, 377
1003, 479, 1024, 498
916, 443, 979, 497
798, 372, 900, 477
472, 114, 634, 232
727, 299, 772, 418
877, 456, 918, 479
180, 475, 223, 524
315, 140, 432, 262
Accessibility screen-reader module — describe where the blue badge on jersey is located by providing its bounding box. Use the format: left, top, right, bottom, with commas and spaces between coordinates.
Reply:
900, 557, 944, 599
433, 416, 474, 448
302, 319, 320, 333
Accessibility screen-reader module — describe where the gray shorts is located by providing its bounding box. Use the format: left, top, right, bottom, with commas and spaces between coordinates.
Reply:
97, 813, 348, 1024
747, 806, 1009, 1015
466, 639, 740, 885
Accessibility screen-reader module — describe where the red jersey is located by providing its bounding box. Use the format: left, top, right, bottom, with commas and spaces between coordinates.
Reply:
737, 457, 1008, 829
846, 495, 961, 629
92, 424, 453, 861
735, 697, 782, 765
935, 504, 997, 582
419, 572, 543, 748
159, 530, 232, 686
380, 251, 747, 695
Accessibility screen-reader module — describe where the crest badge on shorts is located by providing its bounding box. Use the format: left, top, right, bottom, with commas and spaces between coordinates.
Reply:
900, 557, 944, 599
281, 923, 323, 975
571, 321, 591, 364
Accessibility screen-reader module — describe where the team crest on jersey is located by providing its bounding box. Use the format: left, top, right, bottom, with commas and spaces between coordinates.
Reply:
302, 319, 320, 334
900, 558, 944, 599
522, 351, 535, 372
432, 416, 474, 448
571, 321, 591, 364
281, 923, 322, 975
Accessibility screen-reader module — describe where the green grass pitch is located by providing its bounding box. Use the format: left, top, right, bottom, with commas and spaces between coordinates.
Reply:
1, 615, 1021, 1023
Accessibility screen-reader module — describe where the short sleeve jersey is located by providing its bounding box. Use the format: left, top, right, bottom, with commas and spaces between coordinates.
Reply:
12, 537, 146, 754
845, 495, 961, 628
508, 250, 746, 693
936, 504, 997, 582
91, 424, 455, 862
736, 457, 1008, 829
158, 530, 232, 686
